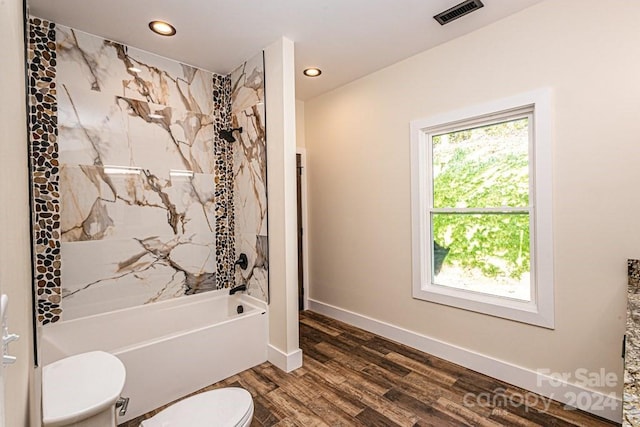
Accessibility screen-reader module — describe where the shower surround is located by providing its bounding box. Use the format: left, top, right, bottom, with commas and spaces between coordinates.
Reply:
28, 19, 268, 323
231, 55, 269, 301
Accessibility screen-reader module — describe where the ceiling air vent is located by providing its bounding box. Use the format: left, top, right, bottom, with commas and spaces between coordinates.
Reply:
434, 0, 484, 25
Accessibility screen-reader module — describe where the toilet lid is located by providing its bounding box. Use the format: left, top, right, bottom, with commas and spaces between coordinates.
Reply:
42, 351, 126, 427
141, 388, 253, 427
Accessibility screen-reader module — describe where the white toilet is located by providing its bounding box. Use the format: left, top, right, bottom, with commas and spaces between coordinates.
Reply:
140, 387, 254, 427
42, 351, 127, 427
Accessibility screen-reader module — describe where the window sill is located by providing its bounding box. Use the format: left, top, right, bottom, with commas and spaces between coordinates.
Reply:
413, 283, 555, 329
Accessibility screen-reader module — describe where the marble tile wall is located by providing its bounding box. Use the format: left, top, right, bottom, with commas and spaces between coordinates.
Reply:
625, 259, 640, 425
27, 20, 258, 322
230, 53, 269, 301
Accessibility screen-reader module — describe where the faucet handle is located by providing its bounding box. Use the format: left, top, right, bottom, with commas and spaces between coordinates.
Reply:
234, 253, 248, 270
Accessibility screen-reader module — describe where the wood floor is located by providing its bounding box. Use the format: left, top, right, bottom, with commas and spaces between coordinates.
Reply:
121, 311, 618, 426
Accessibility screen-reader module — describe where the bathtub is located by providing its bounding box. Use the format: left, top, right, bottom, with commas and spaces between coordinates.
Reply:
40, 290, 268, 423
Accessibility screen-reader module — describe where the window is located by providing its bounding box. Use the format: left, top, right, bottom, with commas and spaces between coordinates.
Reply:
410, 89, 553, 328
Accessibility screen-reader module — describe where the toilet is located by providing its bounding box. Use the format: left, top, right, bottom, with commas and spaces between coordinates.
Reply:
42, 351, 127, 427
140, 387, 254, 427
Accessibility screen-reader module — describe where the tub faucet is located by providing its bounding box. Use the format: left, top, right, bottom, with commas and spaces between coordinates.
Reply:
229, 284, 247, 295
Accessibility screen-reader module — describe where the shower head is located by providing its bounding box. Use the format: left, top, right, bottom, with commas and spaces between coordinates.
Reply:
218, 127, 243, 143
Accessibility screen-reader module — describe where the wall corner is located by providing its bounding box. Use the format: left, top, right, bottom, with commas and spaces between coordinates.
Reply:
264, 37, 300, 357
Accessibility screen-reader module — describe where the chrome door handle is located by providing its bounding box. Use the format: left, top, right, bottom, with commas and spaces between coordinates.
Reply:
3, 333, 19, 345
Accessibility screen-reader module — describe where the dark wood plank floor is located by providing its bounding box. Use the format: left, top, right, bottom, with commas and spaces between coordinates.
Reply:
121, 311, 618, 426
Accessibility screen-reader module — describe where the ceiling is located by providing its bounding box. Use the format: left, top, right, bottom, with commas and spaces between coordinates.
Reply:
27, 0, 544, 100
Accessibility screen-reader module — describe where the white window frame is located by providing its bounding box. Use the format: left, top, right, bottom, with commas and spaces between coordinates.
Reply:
410, 89, 554, 328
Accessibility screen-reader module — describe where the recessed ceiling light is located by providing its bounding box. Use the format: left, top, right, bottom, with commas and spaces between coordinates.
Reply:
148, 20, 176, 36
303, 68, 322, 77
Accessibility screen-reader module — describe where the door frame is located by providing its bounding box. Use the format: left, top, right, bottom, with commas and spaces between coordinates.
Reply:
296, 148, 310, 310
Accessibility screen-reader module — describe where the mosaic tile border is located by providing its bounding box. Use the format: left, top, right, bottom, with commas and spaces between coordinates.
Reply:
213, 74, 236, 288
28, 18, 62, 325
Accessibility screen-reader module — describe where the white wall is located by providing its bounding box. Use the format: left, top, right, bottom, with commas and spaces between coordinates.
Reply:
265, 37, 302, 372
0, 0, 37, 425
305, 0, 639, 410
295, 100, 306, 149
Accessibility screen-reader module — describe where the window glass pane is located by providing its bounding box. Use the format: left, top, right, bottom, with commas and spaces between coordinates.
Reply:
432, 118, 529, 209
431, 213, 531, 301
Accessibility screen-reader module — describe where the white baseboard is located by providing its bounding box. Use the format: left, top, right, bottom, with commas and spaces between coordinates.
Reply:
268, 344, 303, 373
308, 299, 621, 424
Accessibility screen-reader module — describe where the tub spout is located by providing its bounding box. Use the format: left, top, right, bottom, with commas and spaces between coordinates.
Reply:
229, 284, 247, 295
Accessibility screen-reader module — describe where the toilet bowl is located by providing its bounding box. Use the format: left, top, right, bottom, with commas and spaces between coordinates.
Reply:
140, 387, 254, 427
42, 351, 127, 427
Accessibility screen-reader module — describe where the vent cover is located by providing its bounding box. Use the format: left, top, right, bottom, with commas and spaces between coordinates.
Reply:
434, 0, 484, 25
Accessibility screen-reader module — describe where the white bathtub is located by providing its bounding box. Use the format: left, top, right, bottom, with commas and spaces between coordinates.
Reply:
40, 290, 268, 423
